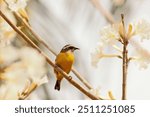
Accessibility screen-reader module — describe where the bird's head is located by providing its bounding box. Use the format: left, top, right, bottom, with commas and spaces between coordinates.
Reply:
61, 44, 79, 53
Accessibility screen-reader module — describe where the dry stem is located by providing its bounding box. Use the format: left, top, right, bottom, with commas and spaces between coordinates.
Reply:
121, 14, 128, 100
108, 91, 115, 100
0, 10, 99, 100
14, 12, 93, 90
18, 83, 38, 100
122, 42, 128, 100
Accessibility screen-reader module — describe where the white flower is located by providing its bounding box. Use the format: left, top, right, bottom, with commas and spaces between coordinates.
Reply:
5, 0, 28, 11
134, 20, 150, 41
0, 61, 28, 81
18, 75, 48, 100
0, 82, 23, 99
0, 46, 19, 67
0, 19, 16, 46
100, 25, 120, 45
91, 43, 104, 67
31, 75, 48, 87
0, 62, 28, 99
137, 58, 150, 69
135, 48, 150, 69
0, 47, 48, 99
0, 3, 17, 46
131, 41, 150, 69
20, 47, 47, 79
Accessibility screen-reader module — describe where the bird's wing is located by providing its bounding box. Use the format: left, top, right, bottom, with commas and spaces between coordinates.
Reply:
54, 63, 61, 75
54, 53, 64, 75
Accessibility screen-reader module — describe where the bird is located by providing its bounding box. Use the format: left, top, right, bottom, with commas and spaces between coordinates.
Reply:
54, 44, 79, 91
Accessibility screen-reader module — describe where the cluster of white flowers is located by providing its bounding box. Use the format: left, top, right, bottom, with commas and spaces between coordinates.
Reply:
91, 19, 150, 69
136, 52, 150, 69
0, 46, 48, 99
134, 20, 150, 41
1, 46, 47, 81
0, 0, 29, 47
131, 40, 150, 69
0, 0, 48, 99
0, 46, 19, 66
0, 1, 17, 47
5, 0, 28, 12
100, 25, 120, 45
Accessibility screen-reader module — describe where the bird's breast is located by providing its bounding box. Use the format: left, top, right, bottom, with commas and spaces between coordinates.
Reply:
55, 52, 74, 73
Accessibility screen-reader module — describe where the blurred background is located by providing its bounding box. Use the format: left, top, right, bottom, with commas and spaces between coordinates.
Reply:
1, 0, 150, 100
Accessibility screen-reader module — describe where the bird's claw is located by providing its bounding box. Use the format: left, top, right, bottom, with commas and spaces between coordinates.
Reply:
68, 76, 72, 81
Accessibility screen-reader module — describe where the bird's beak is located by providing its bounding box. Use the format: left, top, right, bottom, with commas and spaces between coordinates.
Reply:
74, 47, 79, 50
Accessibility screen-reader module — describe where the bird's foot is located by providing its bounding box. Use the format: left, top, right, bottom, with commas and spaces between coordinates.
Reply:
68, 76, 72, 81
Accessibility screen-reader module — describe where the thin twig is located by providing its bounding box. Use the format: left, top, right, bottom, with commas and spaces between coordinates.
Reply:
14, 12, 93, 90
121, 14, 128, 100
122, 42, 128, 100
91, 0, 115, 24
0, 10, 99, 100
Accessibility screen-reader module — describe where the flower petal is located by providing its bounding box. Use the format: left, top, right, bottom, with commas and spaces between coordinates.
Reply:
134, 20, 150, 41
127, 24, 133, 39
100, 25, 120, 45
91, 43, 104, 67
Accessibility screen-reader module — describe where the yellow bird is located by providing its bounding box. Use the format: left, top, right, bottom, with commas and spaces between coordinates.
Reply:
54, 44, 79, 91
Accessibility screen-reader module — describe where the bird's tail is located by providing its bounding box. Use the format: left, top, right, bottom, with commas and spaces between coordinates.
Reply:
54, 80, 61, 91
